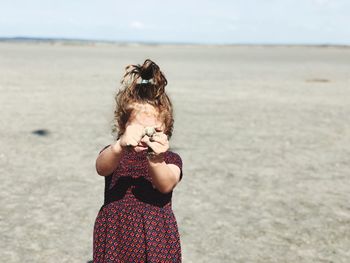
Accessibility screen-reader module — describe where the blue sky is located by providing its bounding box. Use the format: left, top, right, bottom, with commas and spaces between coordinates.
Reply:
0, 0, 349, 44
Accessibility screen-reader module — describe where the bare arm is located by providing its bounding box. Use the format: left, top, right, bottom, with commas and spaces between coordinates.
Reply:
147, 155, 181, 194
143, 131, 182, 194
96, 123, 146, 176
95, 140, 124, 176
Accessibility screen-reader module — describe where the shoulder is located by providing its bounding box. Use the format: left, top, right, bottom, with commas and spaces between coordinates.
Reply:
99, 144, 111, 154
165, 150, 183, 166
164, 150, 183, 178
165, 150, 183, 181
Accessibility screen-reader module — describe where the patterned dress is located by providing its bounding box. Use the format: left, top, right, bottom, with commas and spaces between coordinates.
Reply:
93, 146, 183, 263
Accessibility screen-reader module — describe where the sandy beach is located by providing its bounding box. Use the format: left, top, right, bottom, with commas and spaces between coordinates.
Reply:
1, 41, 350, 262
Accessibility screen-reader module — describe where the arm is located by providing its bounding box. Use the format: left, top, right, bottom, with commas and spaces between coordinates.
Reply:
142, 132, 182, 193
96, 124, 145, 176
95, 140, 124, 176
147, 154, 181, 194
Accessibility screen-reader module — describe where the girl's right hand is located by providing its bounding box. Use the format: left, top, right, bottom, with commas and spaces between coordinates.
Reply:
119, 124, 145, 147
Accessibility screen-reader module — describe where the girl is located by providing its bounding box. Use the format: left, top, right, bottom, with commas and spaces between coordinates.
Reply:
93, 59, 183, 262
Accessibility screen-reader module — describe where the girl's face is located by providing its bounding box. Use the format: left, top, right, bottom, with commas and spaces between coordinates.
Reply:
126, 103, 165, 152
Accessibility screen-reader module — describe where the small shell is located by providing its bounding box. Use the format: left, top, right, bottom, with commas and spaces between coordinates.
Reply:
144, 127, 156, 137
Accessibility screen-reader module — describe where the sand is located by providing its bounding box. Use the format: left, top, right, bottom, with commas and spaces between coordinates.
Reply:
0, 42, 350, 263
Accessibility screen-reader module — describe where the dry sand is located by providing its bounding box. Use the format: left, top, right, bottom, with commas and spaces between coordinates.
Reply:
0, 42, 350, 263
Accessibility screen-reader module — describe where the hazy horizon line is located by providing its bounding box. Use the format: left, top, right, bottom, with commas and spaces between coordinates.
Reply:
1, 36, 349, 47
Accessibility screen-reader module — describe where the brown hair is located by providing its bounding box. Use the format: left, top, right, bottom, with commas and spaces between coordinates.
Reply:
112, 59, 174, 139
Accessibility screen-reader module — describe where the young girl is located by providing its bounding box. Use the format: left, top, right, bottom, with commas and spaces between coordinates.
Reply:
93, 59, 183, 262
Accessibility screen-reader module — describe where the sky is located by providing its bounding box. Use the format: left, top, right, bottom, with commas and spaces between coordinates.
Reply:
0, 0, 349, 45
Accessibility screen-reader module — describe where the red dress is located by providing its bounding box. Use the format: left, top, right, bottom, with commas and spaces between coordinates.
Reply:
93, 146, 183, 263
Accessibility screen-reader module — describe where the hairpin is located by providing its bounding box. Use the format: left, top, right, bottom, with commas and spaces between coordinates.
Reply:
141, 79, 150, 84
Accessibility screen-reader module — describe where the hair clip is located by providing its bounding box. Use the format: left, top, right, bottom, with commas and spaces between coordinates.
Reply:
141, 79, 150, 84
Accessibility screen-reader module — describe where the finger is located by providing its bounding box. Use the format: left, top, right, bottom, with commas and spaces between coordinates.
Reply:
140, 135, 151, 144
150, 141, 169, 153
145, 141, 164, 154
132, 134, 143, 143
152, 132, 168, 143
144, 137, 164, 148
126, 138, 139, 147
150, 136, 167, 145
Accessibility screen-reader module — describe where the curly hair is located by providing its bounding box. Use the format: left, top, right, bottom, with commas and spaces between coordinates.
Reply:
112, 59, 174, 140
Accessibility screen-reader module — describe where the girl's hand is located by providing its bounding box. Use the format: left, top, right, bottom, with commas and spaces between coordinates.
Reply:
141, 131, 169, 154
119, 124, 145, 147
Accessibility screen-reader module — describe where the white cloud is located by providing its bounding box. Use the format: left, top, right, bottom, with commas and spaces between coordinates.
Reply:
129, 21, 145, 30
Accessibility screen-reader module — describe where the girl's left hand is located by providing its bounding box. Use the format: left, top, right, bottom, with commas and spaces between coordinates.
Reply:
141, 131, 169, 154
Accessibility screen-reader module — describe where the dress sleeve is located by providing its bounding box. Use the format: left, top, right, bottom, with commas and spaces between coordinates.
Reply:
99, 144, 111, 154
165, 151, 183, 181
